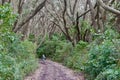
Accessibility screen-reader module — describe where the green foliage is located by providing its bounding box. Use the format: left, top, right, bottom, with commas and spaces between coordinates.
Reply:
83, 29, 120, 80
0, 39, 38, 80
37, 39, 57, 58
28, 33, 35, 42
52, 40, 73, 62
69, 20, 92, 41
64, 41, 88, 70
0, 4, 38, 80
37, 33, 64, 58
37, 34, 73, 59
95, 68, 120, 80
81, 20, 91, 35
93, 27, 119, 41
101, 28, 119, 40
0, 3, 16, 28
0, 3, 16, 50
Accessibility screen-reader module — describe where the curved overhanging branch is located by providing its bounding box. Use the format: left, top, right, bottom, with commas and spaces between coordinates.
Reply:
97, 0, 120, 15
13, 0, 47, 33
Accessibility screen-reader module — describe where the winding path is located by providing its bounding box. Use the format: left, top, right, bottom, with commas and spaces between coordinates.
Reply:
24, 60, 85, 80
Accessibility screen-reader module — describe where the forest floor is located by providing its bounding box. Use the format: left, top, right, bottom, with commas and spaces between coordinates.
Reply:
24, 60, 85, 80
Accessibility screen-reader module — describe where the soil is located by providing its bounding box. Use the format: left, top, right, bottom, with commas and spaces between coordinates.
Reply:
24, 60, 85, 80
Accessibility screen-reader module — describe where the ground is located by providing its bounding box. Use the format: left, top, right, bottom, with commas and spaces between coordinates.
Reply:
24, 60, 85, 80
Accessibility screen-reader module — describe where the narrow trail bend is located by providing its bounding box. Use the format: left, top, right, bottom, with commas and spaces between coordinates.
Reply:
24, 60, 85, 80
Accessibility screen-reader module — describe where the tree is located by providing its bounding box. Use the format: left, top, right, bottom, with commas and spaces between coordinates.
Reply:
1, 0, 120, 44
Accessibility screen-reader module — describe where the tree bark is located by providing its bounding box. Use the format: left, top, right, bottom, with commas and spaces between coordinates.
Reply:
75, 12, 80, 42
63, 0, 72, 42
88, 0, 97, 31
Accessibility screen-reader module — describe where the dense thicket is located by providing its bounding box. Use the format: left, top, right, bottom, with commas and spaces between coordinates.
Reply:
0, 4, 38, 80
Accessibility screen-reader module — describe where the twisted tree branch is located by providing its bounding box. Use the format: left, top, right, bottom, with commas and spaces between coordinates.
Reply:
14, 0, 47, 32
97, 0, 120, 14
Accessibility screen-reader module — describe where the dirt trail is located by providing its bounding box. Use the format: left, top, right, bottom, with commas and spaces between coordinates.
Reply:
24, 60, 85, 80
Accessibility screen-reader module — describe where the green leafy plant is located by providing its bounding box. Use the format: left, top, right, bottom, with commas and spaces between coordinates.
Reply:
83, 28, 120, 80
0, 3, 38, 80
64, 41, 88, 70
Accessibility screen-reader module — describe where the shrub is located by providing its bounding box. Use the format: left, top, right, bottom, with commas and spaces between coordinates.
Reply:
64, 41, 88, 70
83, 39, 120, 80
36, 34, 67, 58
0, 37, 38, 80
37, 40, 57, 58
52, 40, 73, 62
0, 3, 38, 80
95, 68, 120, 80
80, 27, 120, 80
0, 53, 19, 80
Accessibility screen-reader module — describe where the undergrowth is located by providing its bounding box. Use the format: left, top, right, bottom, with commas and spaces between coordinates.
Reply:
0, 3, 38, 80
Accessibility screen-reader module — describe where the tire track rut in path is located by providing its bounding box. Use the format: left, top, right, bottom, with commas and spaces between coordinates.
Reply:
24, 60, 85, 80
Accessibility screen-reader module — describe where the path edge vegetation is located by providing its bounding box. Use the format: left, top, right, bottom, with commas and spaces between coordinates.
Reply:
0, 3, 38, 80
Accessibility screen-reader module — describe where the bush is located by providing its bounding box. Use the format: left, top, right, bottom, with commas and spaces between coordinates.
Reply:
64, 41, 88, 70
0, 53, 18, 80
52, 40, 73, 62
37, 40, 57, 58
83, 39, 120, 80
0, 4, 38, 80
36, 34, 69, 58
0, 37, 38, 80
36, 34, 74, 62
95, 68, 120, 80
